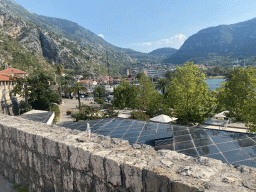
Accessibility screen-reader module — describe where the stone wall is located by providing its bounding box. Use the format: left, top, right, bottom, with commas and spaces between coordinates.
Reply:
0, 85, 19, 115
0, 114, 255, 192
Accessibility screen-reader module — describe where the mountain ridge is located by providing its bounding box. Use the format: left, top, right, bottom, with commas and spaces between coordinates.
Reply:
164, 17, 256, 64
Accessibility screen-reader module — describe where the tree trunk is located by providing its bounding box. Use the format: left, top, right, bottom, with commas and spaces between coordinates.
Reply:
24, 84, 28, 104
59, 76, 62, 103
78, 90, 81, 110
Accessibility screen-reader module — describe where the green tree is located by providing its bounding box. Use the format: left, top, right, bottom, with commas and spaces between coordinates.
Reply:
93, 85, 106, 99
73, 82, 87, 109
241, 99, 256, 132
63, 84, 73, 98
10, 76, 29, 104
217, 67, 256, 121
136, 73, 159, 111
113, 80, 138, 109
57, 64, 63, 103
28, 73, 60, 110
11, 72, 60, 111
156, 78, 169, 95
165, 70, 175, 82
166, 62, 213, 124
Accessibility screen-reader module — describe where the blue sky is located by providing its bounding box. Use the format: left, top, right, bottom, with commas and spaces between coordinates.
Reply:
14, 0, 256, 53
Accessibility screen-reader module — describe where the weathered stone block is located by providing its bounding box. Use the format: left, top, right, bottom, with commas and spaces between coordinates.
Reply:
145, 170, 170, 192
35, 135, 44, 155
43, 157, 53, 180
10, 142, 17, 157
70, 146, 90, 171
45, 138, 59, 158
28, 151, 33, 168
21, 149, 28, 166
3, 126, 12, 139
51, 159, 62, 186
74, 171, 93, 192
26, 133, 36, 151
105, 155, 125, 186
34, 153, 42, 175
91, 151, 111, 181
11, 127, 17, 141
123, 162, 144, 192
3, 140, 10, 155
16, 130, 26, 147
0, 124, 3, 136
0, 139, 3, 152
63, 168, 73, 191
95, 179, 107, 192
58, 142, 69, 163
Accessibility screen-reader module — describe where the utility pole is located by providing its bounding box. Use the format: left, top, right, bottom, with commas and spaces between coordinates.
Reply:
106, 51, 110, 87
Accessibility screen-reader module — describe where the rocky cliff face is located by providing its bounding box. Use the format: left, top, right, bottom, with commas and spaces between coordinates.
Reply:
0, 0, 136, 75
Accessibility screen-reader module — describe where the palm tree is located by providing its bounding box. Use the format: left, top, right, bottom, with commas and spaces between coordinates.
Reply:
63, 84, 73, 98
156, 78, 169, 95
73, 82, 87, 109
57, 64, 63, 103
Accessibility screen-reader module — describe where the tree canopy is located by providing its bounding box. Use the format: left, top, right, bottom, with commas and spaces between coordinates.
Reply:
166, 62, 214, 124
217, 67, 256, 120
216, 66, 256, 132
73, 82, 87, 109
112, 80, 138, 109
11, 72, 60, 110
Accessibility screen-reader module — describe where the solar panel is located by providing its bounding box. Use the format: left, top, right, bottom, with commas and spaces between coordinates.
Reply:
58, 117, 256, 168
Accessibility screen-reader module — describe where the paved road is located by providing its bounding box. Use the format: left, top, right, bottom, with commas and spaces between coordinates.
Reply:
0, 175, 17, 192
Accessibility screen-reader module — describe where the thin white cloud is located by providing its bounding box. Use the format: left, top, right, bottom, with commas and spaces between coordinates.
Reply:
98, 34, 105, 38
138, 42, 152, 46
132, 34, 187, 52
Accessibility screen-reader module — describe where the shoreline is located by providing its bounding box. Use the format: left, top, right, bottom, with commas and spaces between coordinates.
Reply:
205, 76, 225, 79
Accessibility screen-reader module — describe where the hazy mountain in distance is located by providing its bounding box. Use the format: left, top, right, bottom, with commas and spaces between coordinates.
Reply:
164, 17, 256, 64
149, 48, 177, 59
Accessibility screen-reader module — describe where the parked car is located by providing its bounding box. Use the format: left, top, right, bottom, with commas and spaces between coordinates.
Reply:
103, 98, 108, 102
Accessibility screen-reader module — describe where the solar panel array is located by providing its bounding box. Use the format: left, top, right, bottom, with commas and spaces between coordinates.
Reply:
58, 117, 256, 168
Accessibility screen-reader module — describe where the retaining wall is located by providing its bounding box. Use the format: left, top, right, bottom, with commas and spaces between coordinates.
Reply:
0, 114, 255, 192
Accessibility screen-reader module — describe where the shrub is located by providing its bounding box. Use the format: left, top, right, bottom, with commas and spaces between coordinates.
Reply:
71, 105, 102, 121
94, 98, 105, 105
71, 110, 80, 119
103, 106, 118, 118
130, 110, 150, 121
18, 101, 32, 115
66, 110, 72, 115
50, 104, 60, 124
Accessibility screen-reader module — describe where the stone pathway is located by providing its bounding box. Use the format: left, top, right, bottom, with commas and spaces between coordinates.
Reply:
57, 98, 100, 124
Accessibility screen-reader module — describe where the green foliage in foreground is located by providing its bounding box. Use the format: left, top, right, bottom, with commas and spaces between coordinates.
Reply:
114, 62, 256, 132
166, 62, 215, 125
13, 183, 29, 192
71, 105, 118, 122
18, 101, 32, 115
11, 72, 60, 114
50, 104, 60, 124
216, 66, 256, 132
130, 110, 150, 121
113, 80, 138, 109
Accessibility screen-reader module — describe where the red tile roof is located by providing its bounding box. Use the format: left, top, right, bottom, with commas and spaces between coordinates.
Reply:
0, 73, 10, 81
0, 68, 27, 75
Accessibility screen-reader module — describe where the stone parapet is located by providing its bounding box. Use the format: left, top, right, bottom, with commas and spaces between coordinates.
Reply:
0, 114, 255, 192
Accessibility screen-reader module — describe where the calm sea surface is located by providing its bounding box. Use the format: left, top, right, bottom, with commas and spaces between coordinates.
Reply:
205, 78, 225, 91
